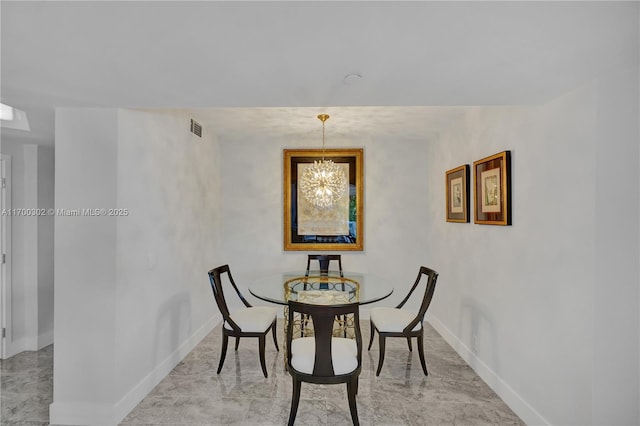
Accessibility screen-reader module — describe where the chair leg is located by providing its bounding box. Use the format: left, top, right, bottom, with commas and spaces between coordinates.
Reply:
347, 377, 360, 426
235, 336, 240, 351
271, 323, 280, 351
258, 335, 268, 378
417, 333, 428, 376
288, 377, 302, 426
368, 323, 375, 350
376, 334, 386, 376
343, 314, 348, 338
217, 333, 229, 374
300, 313, 307, 338
406, 337, 413, 352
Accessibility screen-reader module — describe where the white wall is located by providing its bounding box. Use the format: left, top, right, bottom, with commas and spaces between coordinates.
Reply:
424, 68, 638, 425
114, 109, 221, 412
51, 108, 222, 425
592, 65, 639, 425
425, 88, 596, 425
52, 109, 119, 423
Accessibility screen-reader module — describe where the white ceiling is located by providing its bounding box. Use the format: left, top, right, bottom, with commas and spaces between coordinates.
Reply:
1, 1, 638, 146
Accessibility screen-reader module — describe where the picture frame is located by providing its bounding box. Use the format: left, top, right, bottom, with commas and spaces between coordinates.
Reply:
283, 148, 364, 251
473, 150, 511, 225
446, 164, 469, 223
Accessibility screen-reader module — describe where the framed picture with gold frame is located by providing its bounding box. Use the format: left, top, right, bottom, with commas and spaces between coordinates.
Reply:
283, 148, 363, 251
473, 150, 511, 225
446, 164, 469, 223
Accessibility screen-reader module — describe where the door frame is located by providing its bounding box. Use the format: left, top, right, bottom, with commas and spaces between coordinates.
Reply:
1, 154, 13, 359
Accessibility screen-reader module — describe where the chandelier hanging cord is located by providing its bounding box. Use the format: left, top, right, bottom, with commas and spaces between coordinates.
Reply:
318, 114, 329, 160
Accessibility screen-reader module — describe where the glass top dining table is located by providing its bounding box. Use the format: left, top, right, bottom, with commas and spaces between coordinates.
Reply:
249, 270, 393, 306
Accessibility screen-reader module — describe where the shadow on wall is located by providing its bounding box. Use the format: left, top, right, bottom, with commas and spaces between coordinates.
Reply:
460, 297, 499, 374
154, 292, 192, 368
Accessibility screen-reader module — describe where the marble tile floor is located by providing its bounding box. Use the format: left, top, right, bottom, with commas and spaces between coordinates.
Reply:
125, 320, 523, 425
0, 343, 53, 425
0, 321, 524, 425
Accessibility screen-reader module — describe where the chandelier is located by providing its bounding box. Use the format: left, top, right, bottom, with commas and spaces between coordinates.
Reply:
298, 114, 347, 209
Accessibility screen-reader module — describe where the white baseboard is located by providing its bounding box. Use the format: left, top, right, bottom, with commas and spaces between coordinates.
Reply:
49, 313, 221, 426
426, 313, 549, 426
1, 330, 54, 359
49, 402, 116, 426
3, 335, 26, 359
112, 313, 220, 423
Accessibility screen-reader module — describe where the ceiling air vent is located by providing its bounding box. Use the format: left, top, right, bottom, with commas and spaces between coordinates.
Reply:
190, 119, 202, 138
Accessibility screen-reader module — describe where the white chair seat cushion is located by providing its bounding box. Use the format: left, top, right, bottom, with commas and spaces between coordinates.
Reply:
224, 306, 277, 332
290, 337, 358, 375
370, 307, 421, 332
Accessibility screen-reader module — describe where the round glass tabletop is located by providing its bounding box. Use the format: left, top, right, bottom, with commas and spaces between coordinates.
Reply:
249, 270, 393, 306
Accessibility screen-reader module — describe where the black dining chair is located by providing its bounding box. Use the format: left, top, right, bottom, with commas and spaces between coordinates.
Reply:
305, 254, 343, 277
304, 254, 349, 337
286, 300, 362, 426
368, 266, 438, 376
208, 264, 279, 378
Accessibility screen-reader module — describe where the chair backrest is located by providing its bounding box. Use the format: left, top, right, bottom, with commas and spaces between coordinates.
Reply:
287, 300, 362, 377
396, 266, 439, 332
305, 254, 343, 277
207, 264, 252, 331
